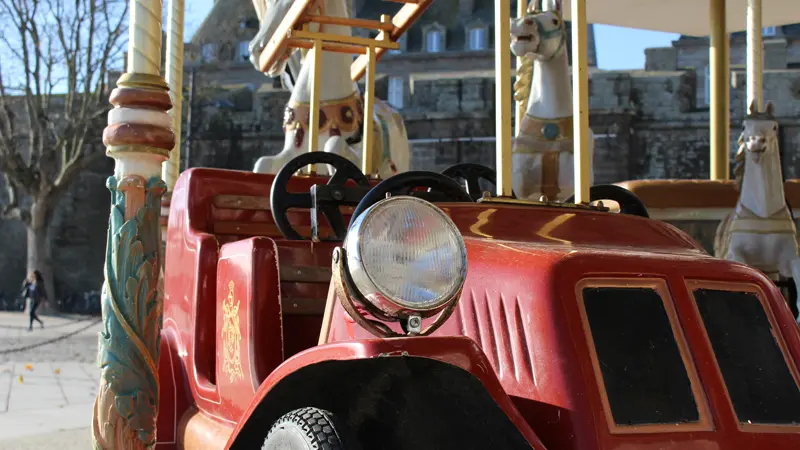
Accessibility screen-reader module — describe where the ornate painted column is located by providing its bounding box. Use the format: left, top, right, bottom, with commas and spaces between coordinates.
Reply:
93, 0, 172, 448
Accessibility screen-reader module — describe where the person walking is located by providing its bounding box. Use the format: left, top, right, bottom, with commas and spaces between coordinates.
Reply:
21, 270, 46, 331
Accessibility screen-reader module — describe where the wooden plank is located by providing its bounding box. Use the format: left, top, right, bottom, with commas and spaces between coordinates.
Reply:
258, 0, 315, 74
291, 29, 400, 51
350, 0, 435, 81
213, 221, 335, 239
213, 195, 269, 210
282, 297, 328, 315
280, 265, 333, 283
299, 14, 394, 31
288, 39, 367, 55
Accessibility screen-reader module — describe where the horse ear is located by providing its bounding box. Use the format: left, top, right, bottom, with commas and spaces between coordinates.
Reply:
765, 101, 774, 116
543, 0, 561, 13
748, 99, 758, 115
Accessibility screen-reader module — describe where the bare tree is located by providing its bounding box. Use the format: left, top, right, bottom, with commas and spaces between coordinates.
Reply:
0, 0, 127, 301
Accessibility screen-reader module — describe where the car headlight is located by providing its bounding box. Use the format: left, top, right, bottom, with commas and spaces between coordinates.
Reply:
343, 195, 468, 318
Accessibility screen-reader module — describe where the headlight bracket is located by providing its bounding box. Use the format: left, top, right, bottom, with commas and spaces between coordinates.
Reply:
332, 247, 461, 338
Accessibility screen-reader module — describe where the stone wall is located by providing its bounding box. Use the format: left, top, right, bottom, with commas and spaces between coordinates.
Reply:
0, 157, 112, 302
2, 66, 800, 298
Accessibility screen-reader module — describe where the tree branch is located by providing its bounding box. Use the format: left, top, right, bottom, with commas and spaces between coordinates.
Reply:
0, 0, 127, 226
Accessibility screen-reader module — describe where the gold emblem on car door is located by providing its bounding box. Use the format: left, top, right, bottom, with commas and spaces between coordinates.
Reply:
222, 280, 244, 383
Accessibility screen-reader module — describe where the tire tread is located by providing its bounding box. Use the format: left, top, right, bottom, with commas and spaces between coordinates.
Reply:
262, 407, 344, 450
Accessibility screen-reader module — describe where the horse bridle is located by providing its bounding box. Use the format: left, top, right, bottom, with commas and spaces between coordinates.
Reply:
524, 5, 567, 60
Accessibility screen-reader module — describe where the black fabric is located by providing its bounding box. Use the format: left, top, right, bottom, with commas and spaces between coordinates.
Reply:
694, 288, 800, 425
582, 287, 699, 426
231, 357, 534, 449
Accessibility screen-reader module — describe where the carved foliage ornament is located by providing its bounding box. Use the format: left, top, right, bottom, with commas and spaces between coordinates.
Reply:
93, 175, 166, 450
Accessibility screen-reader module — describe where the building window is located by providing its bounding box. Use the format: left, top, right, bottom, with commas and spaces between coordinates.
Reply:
468, 27, 486, 51
763, 26, 776, 37
389, 34, 407, 54
388, 76, 404, 109
202, 43, 216, 62
426, 29, 444, 53
238, 41, 250, 61
703, 65, 710, 106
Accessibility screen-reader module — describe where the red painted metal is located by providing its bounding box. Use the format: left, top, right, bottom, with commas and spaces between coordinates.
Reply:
159, 168, 800, 450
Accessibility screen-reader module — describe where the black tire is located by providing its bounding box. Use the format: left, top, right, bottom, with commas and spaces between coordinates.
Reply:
261, 407, 355, 450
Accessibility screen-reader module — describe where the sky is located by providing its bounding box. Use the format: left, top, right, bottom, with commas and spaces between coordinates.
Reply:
186, 2, 680, 71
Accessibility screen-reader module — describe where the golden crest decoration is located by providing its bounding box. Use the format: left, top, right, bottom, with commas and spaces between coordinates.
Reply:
222, 280, 244, 383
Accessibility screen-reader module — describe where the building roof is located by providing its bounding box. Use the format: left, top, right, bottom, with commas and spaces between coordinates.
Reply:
355, 0, 596, 66
193, 0, 597, 67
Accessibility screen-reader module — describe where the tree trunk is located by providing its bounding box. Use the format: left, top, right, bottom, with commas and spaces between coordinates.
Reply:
26, 200, 55, 314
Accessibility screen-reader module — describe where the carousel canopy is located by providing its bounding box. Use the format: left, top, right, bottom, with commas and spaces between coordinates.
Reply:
558, 0, 800, 36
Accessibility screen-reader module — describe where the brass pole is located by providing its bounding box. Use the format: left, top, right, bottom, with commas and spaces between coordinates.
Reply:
494, 0, 513, 197
162, 0, 185, 191
307, 39, 323, 175
361, 45, 377, 176
709, 0, 730, 180
515, 0, 528, 137
571, 0, 591, 203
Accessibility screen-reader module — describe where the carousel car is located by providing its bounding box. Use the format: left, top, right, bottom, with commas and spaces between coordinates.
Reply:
156, 153, 800, 449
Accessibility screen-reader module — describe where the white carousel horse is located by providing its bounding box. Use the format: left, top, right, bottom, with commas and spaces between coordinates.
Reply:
248, 0, 410, 178
510, 0, 595, 201
714, 100, 800, 319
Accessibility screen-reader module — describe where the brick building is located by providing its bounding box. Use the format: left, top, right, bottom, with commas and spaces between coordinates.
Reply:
1, 0, 799, 299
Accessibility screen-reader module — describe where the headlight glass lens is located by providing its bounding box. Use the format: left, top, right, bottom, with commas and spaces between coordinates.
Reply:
346, 196, 467, 311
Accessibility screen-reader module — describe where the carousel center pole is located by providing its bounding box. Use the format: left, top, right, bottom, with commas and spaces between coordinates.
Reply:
571, 0, 591, 203
494, 0, 513, 197
161, 0, 186, 236
746, 0, 763, 111
93, 0, 172, 448
709, 0, 730, 181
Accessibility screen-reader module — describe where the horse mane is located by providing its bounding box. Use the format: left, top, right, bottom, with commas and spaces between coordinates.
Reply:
514, 55, 534, 113
733, 133, 745, 191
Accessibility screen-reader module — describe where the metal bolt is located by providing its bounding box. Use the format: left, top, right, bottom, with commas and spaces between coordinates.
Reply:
408, 317, 421, 328
539, 195, 549, 202
332, 189, 344, 201
332, 248, 340, 263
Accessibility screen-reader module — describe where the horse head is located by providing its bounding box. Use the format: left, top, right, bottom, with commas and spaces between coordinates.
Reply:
741, 100, 778, 166
510, 1, 566, 61
249, 0, 297, 77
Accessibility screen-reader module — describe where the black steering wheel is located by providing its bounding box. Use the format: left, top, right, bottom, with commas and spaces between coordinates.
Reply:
270, 152, 370, 240
565, 184, 650, 218
441, 163, 516, 201
350, 171, 474, 224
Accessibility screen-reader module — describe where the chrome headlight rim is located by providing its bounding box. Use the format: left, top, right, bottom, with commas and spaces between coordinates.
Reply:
344, 195, 468, 317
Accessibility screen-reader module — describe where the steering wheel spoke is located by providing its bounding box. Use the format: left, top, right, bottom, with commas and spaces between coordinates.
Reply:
318, 203, 348, 238
271, 152, 370, 240
284, 192, 312, 209
441, 163, 515, 201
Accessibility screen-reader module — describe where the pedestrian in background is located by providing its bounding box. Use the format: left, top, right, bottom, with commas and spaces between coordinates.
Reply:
21, 270, 46, 331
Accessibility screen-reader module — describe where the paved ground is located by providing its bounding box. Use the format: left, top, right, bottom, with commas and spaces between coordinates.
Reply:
0, 311, 102, 449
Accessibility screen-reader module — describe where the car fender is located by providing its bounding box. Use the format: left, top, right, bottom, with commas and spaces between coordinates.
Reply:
225, 335, 545, 449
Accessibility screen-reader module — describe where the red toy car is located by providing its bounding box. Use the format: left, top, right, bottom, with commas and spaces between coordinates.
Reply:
156, 153, 800, 449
